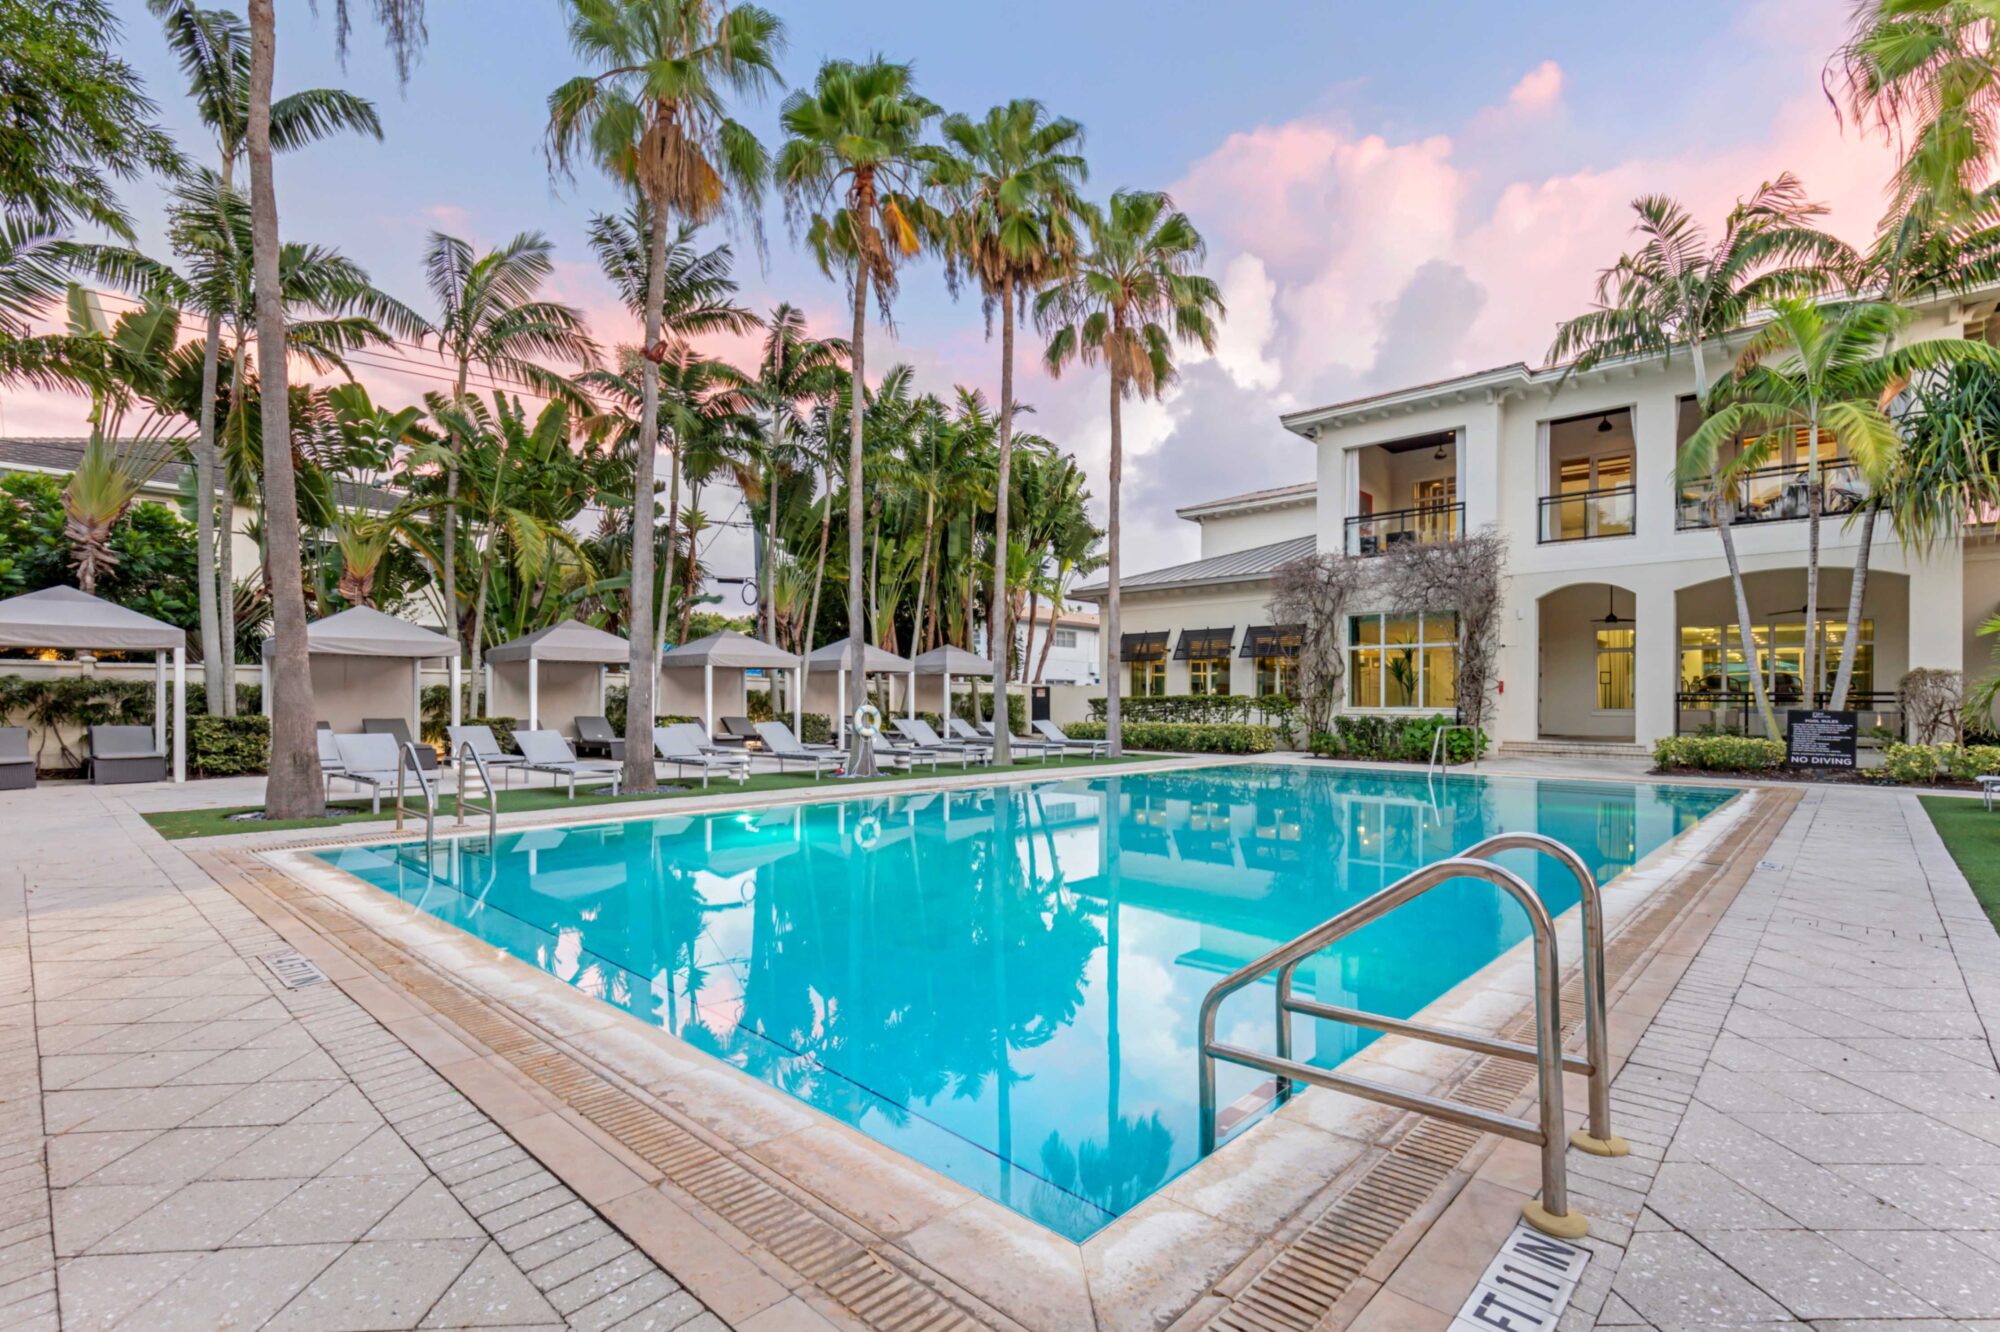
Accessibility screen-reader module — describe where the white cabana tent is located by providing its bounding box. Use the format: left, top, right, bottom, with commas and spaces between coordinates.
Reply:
484, 619, 627, 736
659, 630, 802, 739
807, 641, 914, 745
264, 606, 460, 736
0, 586, 186, 782
911, 645, 995, 727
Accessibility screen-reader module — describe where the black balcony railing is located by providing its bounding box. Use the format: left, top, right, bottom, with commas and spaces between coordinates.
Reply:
1539, 486, 1636, 543
1677, 460, 1867, 530
1345, 501, 1463, 556
1674, 689, 1901, 738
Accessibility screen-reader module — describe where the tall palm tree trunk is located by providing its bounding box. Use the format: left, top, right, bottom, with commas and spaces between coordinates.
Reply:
218, 350, 244, 713
196, 307, 224, 712
246, 0, 321, 817
911, 493, 934, 668
764, 336, 784, 645
1105, 360, 1124, 759
987, 279, 1017, 762
1691, 344, 1778, 738
1803, 418, 1823, 706
623, 206, 667, 793
658, 431, 683, 656
845, 262, 875, 775
1829, 506, 1876, 710
801, 464, 832, 688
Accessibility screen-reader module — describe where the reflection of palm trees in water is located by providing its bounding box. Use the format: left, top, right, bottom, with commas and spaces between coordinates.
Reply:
1031, 1113, 1175, 1237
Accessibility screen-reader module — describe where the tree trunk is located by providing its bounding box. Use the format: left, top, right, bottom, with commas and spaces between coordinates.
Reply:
1105, 354, 1124, 759
196, 305, 224, 712
1830, 506, 1876, 710
623, 205, 668, 792
844, 254, 875, 775
1803, 414, 1822, 706
801, 463, 832, 689
912, 492, 934, 668
659, 430, 683, 654
218, 341, 246, 715
1689, 341, 1778, 739
987, 279, 1016, 762
442, 361, 464, 680
765, 336, 784, 644
246, 0, 321, 817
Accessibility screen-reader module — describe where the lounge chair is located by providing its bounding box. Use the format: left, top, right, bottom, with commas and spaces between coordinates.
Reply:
0, 728, 33, 790
894, 717, 990, 763
362, 718, 437, 770
752, 723, 843, 778
329, 733, 418, 813
653, 726, 749, 787
1033, 719, 1109, 758
717, 716, 761, 748
87, 725, 168, 785
447, 725, 527, 789
574, 715, 624, 760
966, 719, 1062, 763
513, 730, 624, 798
870, 726, 966, 773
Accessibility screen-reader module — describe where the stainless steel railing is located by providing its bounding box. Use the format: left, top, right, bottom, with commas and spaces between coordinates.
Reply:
1427, 723, 1480, 775
393, 742, 438, 857
454, 741, 499, 844
1197, 837, 1616, 1238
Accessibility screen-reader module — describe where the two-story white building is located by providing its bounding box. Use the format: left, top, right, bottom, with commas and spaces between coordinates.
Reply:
1074, 289, 2000, 751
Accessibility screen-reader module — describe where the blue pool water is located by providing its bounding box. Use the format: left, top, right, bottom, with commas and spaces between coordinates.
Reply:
317, 764, 1734, 1241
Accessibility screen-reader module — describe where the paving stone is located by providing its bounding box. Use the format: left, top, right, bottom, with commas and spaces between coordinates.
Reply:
264, 1238, 484, 1331
418, 1241, 563, 1328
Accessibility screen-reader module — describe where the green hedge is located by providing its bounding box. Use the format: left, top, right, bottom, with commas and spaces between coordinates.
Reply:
1307, 714, 1486, 765
1065, 720, 1276, 753
1087, 692, 1300, 730
1652, 735, 1787, 773
187, 715, 269, 776
1881, 742, 2000, 784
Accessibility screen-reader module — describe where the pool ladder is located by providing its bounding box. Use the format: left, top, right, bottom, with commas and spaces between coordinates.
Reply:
393, 741, 499, 857
1427, 722, 1481, 775
1196, 832, 1622, 1240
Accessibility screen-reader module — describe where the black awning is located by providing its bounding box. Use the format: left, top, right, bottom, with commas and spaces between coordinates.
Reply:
1240, 624, 1304, 658
1119, 631, 1169, 662
1173, 627, 1235, 660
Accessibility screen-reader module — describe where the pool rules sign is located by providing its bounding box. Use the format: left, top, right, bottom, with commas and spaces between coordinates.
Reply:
1786, 709, 1857, 771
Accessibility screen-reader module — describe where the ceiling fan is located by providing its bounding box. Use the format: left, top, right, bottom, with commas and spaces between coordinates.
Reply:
1592, 587, 1629, 625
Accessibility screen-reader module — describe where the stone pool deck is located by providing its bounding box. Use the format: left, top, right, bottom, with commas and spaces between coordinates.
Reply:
0, 767, 1996, 1330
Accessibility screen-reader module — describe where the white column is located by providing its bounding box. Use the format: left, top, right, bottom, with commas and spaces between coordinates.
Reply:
528, 658, 540, 730
153, 652, 166, 756
1634, 580, 1677, 748
598, 666, 607, 714
792, 666, 803, 737
837, 669, 847, 745
704, 661, 715, 737
171, 647, 185, 783
483, 663, 492, 713
261, 657, 270, 716
908, 667, 917, 720
450, 658, 462, 728
411, 660, 421, 737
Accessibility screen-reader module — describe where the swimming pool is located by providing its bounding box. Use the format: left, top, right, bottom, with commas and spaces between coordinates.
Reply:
316, 763, 1734, 1241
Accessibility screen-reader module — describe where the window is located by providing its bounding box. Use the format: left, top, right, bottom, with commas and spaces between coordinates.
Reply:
1679, 619, 1873, 703
1348, 612, 1458, 709
1129, 659, 1166, 697
1256, 655, 1298, 699
1052, 627, 1078, 649
1596, 627, 1634, 710
1189, 656, 1231, 695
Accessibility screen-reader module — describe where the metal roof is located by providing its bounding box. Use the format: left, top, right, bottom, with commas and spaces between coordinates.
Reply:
1174, 481, 1317, 520
1071, 534, 1315, 599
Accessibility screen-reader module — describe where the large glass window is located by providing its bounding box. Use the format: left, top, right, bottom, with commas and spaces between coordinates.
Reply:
1678, 619, 1872, 704
1596, 627, 1635, 710
1256, 656, 1298, 698
1188, 656, 1231, 696
1052, 627, 1078, 649
1348, 611, 1458, 709
1129, 659, 1166, 697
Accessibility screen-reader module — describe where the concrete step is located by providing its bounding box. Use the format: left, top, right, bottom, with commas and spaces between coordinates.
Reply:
1497, 739, 1653, 760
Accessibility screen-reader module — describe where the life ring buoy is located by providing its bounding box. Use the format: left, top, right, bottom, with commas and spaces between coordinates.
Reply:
852, 703, 883, 738
854, 815, 882, 850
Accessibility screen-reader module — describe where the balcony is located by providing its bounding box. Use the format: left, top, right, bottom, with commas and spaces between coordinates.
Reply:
1677, 460, 1867, 530
1539, 486, 1636, 543
1344, 502, 1463, 556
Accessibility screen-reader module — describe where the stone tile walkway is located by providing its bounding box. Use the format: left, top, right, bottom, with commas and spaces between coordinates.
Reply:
0, 782, 725, 1330
1560, 786, 2000, 1329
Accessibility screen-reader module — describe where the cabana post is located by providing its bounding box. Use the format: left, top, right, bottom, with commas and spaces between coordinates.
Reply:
807, 641, 913, 746
912, 645, 995, 737
484, 620, 628, 746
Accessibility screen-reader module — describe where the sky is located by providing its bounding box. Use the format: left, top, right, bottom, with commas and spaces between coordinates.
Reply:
11, 0, 1904, 581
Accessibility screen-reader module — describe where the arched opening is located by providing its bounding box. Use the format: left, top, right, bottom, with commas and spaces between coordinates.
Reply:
1537, 583, 1638, 742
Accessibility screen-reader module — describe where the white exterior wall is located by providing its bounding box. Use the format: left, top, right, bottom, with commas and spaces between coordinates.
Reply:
1196, 501, 1316, 559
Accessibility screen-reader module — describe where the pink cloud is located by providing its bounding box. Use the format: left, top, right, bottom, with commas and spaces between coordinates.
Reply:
1507, 61, 1564, 114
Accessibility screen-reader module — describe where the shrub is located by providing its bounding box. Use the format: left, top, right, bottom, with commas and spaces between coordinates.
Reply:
1945, 744, 2000, 783
1307, 714, 1486, 765
1878, 742, 2000, 784
1652, 735, 1786, 773
1063, 720, 1276, 753
1086, 692, 1299, 729
187, 715, 269, 776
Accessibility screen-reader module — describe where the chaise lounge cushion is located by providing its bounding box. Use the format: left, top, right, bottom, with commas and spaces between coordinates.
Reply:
362, 718, 437, 769
0, 728, 33, 790
87, 725, 167, 785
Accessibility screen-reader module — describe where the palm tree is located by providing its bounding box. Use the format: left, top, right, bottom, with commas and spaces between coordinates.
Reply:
933, 100, 1086, 760
149, 0, 381, 713
548, 0, 782, 792
1548, 177, 1853, 737
1681, 297, 2000, 709
775, 57, 942, 774
241, 0, 426, 817
406, 231, 596, 678
1037, 190, 1223, 757
749, 303, 848, 648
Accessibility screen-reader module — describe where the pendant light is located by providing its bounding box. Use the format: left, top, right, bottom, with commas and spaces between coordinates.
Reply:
1596, 413, 1614, 433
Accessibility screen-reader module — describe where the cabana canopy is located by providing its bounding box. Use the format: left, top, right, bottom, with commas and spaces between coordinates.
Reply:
0, 586, 185, 782
264, 606, 461, 734
484, 620, 628, 733
661, 630, 800, 670
0, 585, 184, 651
909, 645, 996, 726
486, 619, 628, 665
809, 641, 913, 743
660, 631, 801, 738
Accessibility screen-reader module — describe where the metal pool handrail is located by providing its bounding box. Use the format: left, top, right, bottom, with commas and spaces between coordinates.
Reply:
454, 741, 499, 844
1427, 723, 1480, 775
393, 742, 437, 857
1197, 852, 1588, 1238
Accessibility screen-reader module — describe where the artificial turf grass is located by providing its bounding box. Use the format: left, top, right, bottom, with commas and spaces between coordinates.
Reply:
140, 751, 1163, 840
1918, 794, 2000, 934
